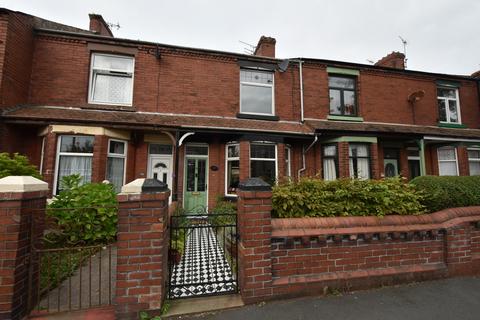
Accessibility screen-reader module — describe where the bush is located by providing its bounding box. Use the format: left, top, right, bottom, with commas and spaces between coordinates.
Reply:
0, 152, 41, 179
47, 175, 118, 246
410, 175, 480, 212
272, 177, 425, 218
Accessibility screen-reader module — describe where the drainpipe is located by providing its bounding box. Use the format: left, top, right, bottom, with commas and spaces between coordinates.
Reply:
173, 130, 180, 201
299, 59, 304, 123
298, 133, 319, 178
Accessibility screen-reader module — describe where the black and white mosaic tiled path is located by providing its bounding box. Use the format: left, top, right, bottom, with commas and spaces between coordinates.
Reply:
169, 226, 236, 298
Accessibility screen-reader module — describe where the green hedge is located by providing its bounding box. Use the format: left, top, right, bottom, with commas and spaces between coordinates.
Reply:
410, 175, 480, 212
272, 177, 425, 218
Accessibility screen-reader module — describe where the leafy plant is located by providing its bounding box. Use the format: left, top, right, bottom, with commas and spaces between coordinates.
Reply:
0, 152, 41, 179
410, 175, 480, 212
47, 174, 118, 246
272, 177, 425, 218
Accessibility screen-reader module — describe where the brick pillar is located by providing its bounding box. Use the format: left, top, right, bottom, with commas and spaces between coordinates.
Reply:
237, 178, 273, 303
115, 179, 170, 319
277, 143, 286, 180
370, 143, 380, 179
338, 142, 350, 178
92, 135, 108, 183
445, 223, 474, 276
399, 147, 409, 178
239, 141, 250, 181
0, 176, 48, 320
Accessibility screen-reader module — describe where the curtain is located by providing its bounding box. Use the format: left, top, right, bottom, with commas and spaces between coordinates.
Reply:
439, 162, 457, 176
58, 155, 92, 189
357, 158, 370, 179
106, 157, 125, 192
349, 145, 370, 179
323, 159, 336, 181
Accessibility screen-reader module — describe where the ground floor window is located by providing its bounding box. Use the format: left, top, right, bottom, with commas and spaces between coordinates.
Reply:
226, 143, 240, 196
438, 146, 458, 176
349, 143, 370, 179
250, 143, 277, 185
407, 147, 421, 180
468, 148, 480, 176
56, 135, 94, 193
285, 146, 291, 177
106, 139, 127, 192
322, 144, 338, 181
383, 148, 400, 177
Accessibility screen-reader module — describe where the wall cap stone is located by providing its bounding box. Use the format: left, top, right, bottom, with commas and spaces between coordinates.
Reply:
0, 176, 49, 192
120, 178, 169, 194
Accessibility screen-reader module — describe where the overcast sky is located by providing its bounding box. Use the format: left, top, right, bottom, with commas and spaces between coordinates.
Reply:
3, 0, 479, 75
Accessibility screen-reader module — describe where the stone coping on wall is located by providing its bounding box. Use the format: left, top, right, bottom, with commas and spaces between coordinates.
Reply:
271, 206, 480, 238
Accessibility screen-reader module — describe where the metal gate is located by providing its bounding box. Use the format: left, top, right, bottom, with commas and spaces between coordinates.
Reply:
168, 213, 238, 299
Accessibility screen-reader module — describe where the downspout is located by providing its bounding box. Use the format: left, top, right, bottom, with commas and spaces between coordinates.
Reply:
298, 133, 319, 178
172, 130, 180, 201
299, 59, 304, 123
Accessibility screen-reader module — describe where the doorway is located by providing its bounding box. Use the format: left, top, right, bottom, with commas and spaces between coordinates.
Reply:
183, 144, 209, 213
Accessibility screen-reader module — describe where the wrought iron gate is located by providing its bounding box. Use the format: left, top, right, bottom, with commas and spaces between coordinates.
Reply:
168, 213, 238, 299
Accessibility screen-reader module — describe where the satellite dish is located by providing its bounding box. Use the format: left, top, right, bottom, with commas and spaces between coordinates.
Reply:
277, 59, 290, 72
408, 90, 425, 103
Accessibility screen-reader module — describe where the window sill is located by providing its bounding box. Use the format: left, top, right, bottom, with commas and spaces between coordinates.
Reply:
327, 115, 364, 122
438, 122, 467, 129
83, 103, 136, 112
236, 113, 279, 121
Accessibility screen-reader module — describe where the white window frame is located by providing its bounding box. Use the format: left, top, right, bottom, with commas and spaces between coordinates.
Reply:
225, 143, 240, 197
106, 139, 128, 191
240, 69, 275, 116
53, 135, 94, 195
249, 142, 278, 184
467, 147, 480, 176
437, 146, 459, 176
437, 87, 461, 124
285, 146, 291, 177
88, 53, 135, 106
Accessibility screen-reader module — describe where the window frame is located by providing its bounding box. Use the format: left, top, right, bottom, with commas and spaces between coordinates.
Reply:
225, 143, 240, 197
349, 143, 371, 179
322, 144, 339, 180
53, 135, 94, 195
437, 146, 459, 176
88, 53, 135, 106
239, 68, 275, 116
437, 86, 461, 124
106, 139, 128, 192
249, 142, 278, 185
467, 147, 480, 176
285, 146, 292, 177
328, 74, 358, 117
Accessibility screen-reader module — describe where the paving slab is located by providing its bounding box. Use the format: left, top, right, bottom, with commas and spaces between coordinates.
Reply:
164, 294, 244, 318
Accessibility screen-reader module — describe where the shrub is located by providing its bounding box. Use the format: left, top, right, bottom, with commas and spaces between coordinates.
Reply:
0, 152, 41, 179
410, 175, 480, 212
47, 175, 118, 246
272, 177, 425, 218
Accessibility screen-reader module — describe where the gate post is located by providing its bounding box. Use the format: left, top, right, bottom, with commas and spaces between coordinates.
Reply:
237, 178, 273, 303
0, 176, 48, 320
115, 179, 170, 319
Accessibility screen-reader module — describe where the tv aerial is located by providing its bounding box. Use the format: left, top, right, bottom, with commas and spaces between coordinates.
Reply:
399, 36, 408, 68
239, 40, 256, 54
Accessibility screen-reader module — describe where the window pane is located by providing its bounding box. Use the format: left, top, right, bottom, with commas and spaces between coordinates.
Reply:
323, 145, 337, 157
357, 158, 370, 179
438, 99, 447, 122
240, 70, 273, 85
329, 89, 341, 115
251, 160, 276, 185
149, 144, 173, 155
227, 160, 240, 194
227, 145, 239, 158
407, 148, 420, 158
186, 159, 196, 192
109, 140, 125, 155
323, 158, 337, 181
106, 157, 125, 192
329, 76, 355, 89
58, 155, 92, 192
343, 90, 355, 115
185, 145, 208, 155
349, 144, 368, 157
197, 159, 206, 192
93, 54, 133, 72
241, 84, 273, 114
468, 149, 480, 159
437, 88, 456, 98
60, 136, 94, 153
469, 161, 480, 176
92, 74, 132, 104
439, 161, 458, 176
438, 147, 456, 160
448, 100, 458, 123
251, 144, 275, 159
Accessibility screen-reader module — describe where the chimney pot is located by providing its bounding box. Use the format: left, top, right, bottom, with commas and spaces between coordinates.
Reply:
253, 36, 276, 58
89, 13, 114, 37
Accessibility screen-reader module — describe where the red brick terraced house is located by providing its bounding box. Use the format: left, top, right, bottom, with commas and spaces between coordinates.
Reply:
1, 8, 480, 212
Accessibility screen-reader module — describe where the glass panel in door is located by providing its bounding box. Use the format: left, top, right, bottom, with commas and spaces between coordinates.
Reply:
184, 157, 208, 213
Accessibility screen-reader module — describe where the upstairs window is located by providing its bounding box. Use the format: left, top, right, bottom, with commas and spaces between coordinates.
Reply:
240, 69, 274, 115
89, 53, 134, 106
468, 148, 480, 176
437, 87, 461, 123
437, 146, 458, 176
329, 76, 357, 116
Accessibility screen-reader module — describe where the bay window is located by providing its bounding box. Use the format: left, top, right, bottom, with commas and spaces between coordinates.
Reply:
250, 143, 277, 185
106, 139, 127, 192
437, 146, 458, 176
468, 148, 480, 176
322, 144, 338, 181
349, 144, 370, 179
240, 69, 274, 115
55, 135, 94, 193
225, 143, 240, 196
437, 87, 461, 124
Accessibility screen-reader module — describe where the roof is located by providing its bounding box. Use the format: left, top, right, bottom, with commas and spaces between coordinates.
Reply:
1, 106, 312, 136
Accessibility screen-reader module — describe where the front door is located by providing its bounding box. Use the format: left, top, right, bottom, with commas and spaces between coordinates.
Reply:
184, 157, 208, 213
148, 156, 173, 202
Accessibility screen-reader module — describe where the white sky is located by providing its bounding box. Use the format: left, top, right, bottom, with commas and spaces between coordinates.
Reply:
2, 0, 479, 75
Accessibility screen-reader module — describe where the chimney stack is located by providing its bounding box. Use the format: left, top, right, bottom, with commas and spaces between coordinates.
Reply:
254, 36, 276, 58
89, 13, 114, 37
374, 51, 405, 69
472, 70, 480, 78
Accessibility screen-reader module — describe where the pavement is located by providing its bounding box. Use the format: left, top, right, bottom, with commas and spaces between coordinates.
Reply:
174, 277, 480, 320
